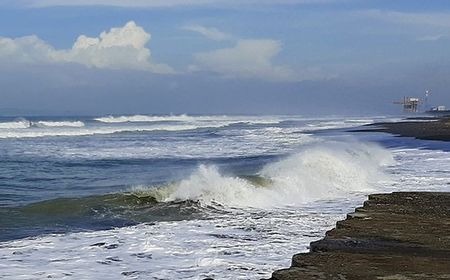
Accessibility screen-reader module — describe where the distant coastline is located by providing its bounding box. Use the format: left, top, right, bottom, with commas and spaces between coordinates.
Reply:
353, 116, 450, 141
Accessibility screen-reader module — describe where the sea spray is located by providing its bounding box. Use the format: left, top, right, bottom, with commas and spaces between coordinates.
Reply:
156, 141, 395, 208
260, 141, 395, 204
0, 119, 31, 129
2, 114, 448, 280
163, 165, 267, 207
35, 121, 85, 127
94, 114, 281, 125
94, 114, 192, 123
0, 124, 210, 139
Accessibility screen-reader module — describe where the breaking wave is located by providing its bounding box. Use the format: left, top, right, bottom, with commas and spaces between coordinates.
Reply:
145, 141, 394, 208
0, 119, 31, 129
28, 141, 393, 211
94, 114, 282, 125
0, 124, 226, 139
94, 114, 197, 123
7, 141, 394, 236
35, 121, 85, 127
18, 142, 394, 211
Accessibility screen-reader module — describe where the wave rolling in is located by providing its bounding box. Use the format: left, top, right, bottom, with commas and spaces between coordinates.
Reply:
4, 141, 394, 240
151, 141, 394, 208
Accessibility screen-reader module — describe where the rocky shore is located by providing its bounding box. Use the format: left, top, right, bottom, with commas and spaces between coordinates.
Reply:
268, 192, 450, 280
355, 117, 450, 141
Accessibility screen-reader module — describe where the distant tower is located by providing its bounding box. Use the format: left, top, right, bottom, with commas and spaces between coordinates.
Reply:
393, 97, 421, 113
424, 90, 431, 111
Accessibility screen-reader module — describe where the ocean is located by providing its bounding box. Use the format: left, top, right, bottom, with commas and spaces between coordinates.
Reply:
0, 115, 449, 279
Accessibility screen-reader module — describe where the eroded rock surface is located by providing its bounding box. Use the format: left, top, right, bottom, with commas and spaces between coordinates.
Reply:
269, 192, 450, 280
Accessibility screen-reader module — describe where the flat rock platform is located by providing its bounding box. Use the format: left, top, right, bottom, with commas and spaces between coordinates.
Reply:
269, 192, 450, 280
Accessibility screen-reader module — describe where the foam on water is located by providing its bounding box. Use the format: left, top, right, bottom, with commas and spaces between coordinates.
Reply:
0, 115, 387, 139
94, 114, 194, 123
0, 207, 348, 280
35, 121, 85, 127
0, 123, 226, 139
94, 114, 282, 124
1, 142, 449, 279
155, 142, 394, 208
0, 120, 31, 129
4, 115, 446, 280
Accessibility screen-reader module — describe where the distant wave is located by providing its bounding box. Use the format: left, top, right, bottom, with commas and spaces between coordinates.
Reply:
94, 114, 194, 123
0, 120, 85, 129
235, 119, 281, 125
0, 120, 31, 129
0, 123, 225, 139
94, 114, 282, 125
35, 121, 85, 128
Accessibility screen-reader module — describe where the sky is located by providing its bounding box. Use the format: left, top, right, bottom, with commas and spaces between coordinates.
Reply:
0, 0, 450, 116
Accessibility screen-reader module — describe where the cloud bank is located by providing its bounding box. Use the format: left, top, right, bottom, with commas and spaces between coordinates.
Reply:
0, 21, 174, 73
0, 20, 325, 81
191, 39, 298, 81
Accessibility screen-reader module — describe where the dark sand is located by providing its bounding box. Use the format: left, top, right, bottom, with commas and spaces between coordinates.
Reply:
268, 192, 450, 280
354, 117, 450, 141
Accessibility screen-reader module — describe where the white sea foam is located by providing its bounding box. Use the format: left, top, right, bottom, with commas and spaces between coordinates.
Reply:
0, 126, 182, 139
0, 140, 402, 280
2, 139, 449, 280
94, 114, 283, 125
35, 121, 85, 127
0, 115, 382, 139
94, 114, 194, 123
0, 120, 31, 129
156, 142, 394, 208
0, 123, 225, 139
0, 118, 287, 139
2, 119, 450, 280
0, 205, 349, 280
305, 120, 375, 131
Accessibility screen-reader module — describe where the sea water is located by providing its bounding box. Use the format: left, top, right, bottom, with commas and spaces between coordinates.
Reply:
0, 115, 449, 279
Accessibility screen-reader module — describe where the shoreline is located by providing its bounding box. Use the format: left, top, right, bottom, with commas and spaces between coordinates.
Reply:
267, 192, 450, 279
353, 116, 450, 141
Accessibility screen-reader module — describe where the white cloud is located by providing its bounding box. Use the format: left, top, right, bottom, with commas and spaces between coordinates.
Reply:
0, 35, 55, 63
191, 39, 298, 81
0, 21, 174, 73
182, 24, 232, 41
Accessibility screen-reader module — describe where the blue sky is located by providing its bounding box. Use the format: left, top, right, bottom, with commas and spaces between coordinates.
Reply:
1, 0, 450, 115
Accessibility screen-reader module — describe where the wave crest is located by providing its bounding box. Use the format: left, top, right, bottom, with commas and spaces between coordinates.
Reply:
147, 141, 394, 208
36, 121, 85, 127
94, 114, 192, 123
94, 114, 281, 125
0, 119, 31, 129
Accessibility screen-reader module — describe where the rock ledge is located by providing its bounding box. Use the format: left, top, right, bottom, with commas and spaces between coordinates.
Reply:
269, 192, 450, 280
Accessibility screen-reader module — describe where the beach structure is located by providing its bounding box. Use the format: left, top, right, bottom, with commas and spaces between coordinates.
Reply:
426, 105, 450, 116
422, 90, 450, 115
393, 97, 421, 113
